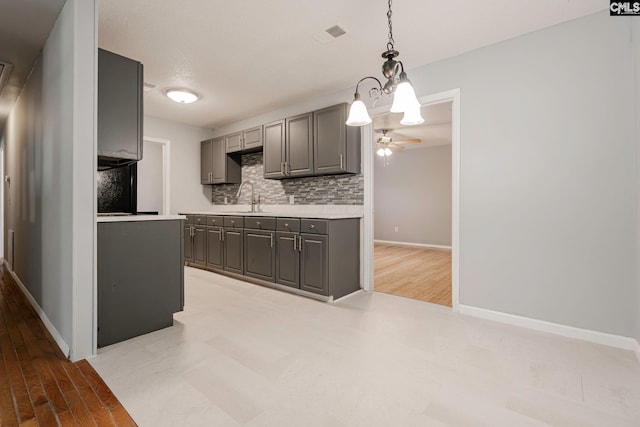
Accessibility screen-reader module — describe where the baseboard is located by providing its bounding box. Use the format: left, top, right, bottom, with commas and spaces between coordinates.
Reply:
3, 260, 70, 358
459, 304, 639, 357
374, 239, 452, 250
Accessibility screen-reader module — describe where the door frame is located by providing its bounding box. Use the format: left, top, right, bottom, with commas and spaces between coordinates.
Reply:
362, 88, 461, 311
142, 136, 171, 215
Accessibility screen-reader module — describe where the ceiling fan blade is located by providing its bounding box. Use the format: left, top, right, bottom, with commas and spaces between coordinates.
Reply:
388, 144, 405, 151
393, 138, 421, 144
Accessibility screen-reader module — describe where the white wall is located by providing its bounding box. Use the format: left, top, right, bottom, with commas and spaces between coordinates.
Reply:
143, 116, 214, 214
137, 140, 164, 213
374, 145, 452, 246
3, 0, 96, 359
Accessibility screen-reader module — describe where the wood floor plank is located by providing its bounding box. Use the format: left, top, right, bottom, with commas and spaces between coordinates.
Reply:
374, 243, 452, 306
0, 266, 137, 427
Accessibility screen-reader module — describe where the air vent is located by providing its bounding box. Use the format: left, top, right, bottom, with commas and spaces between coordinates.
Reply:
313, 24, 348, 44
0, 60, 13, 96
326, 25, 346, 38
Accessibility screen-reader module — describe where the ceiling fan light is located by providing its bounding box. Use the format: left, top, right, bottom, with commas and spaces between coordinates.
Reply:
376, 147, 386, 157
346, 96, 372, 126
400, 104, 425, 126
384, 147, 393, 156
166, 89, 199, 104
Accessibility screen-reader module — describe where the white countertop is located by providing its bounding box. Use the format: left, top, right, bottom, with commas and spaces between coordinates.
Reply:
179, 204, 363, 219
97, 215, 186, 223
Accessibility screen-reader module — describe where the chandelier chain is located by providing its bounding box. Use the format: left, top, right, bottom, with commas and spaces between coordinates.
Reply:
386, 0, 394, 51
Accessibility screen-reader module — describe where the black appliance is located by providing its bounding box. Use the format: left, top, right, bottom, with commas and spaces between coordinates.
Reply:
97, 163, 137, 214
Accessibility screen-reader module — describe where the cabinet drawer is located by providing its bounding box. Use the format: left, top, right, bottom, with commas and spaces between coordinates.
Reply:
193, 215, 206, 226
223, 216, 244, 228
183, 215, 194, 225
244, 217, 276, 230
276, 218, 300, 232
206, 216, 223, 227
300, 219, 328, 234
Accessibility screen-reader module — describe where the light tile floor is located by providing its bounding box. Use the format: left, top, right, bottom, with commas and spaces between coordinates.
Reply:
90, 267, 640, 426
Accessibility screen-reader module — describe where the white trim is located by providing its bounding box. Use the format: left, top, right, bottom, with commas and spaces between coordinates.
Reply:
459, 304, 640, 356
4, 260, 70, 357
142, 136, 171, 215
363, 88, 461, 310
634, 339, 640, 364
374, 239, 451, 250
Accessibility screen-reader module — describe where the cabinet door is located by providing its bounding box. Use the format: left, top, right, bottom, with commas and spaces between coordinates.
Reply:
193, 226, 207, 266
314, 103, 346, 175
225, 132, 243, 153
300, 233, 328, 295
183, 225, 194, 263
98, 49, 143, 161
210, 138, 226, 183
286, 112, 314, 177
243, 126, 263, 151
200, 140, 213, 184
224, 229, 244, 274
263, 120, 286, 178
206, 227, 224, 269
276, 232, 299, 288
244, 230, 276, 282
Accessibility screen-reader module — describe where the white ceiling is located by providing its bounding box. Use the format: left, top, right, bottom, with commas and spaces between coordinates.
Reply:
0, 1, 606, 133
373, 101, 452, 149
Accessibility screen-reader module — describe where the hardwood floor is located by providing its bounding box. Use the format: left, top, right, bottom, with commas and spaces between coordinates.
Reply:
0, 267, 136, 426
374, 243, 452, 306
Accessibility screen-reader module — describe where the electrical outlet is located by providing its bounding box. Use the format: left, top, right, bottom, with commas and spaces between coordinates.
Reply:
224, 196, 228, 204
289, 195, 294, 205
394, 226, 399, 232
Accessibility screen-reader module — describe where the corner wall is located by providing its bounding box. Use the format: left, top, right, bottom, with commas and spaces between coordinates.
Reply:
633, 18, 640, 345
3, 0, 96, 359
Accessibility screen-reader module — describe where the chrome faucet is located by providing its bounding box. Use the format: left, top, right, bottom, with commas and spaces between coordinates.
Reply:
236, 182, 259, 212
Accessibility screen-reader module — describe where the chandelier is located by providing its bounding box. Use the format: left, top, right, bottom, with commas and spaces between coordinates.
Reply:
346, 0, 424, 127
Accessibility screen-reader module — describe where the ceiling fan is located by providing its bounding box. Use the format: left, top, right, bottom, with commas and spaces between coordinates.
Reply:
375, 129, 421, 157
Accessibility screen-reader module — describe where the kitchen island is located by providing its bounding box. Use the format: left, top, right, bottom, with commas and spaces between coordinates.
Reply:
97, 215, 185, 347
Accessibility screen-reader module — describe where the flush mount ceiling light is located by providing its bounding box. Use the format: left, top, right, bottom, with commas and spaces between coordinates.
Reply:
346, 0, 423, 127
166, 89, 199, 104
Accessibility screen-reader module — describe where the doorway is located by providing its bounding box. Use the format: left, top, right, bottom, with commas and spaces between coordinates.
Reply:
137, 137, 170, 214
362, 89, 460, 310
372, 101, 453, 306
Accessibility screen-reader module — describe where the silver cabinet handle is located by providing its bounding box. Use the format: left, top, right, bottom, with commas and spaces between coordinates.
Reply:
219, 230, 222, 241
284, 161, 289, 175
284, 222, 289, 227
309, 224, 315, 229
293, 235, 297, 251
231, 220, 235, 225
339, 154, 344, 170
270, 233, 274, 248
299, 235, 303, 252
256, 221, 261, 227
281, 162, 284, 175
222, 229, 225, 241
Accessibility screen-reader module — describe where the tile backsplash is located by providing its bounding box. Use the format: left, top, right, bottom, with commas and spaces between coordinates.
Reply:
211, 153, 364, 205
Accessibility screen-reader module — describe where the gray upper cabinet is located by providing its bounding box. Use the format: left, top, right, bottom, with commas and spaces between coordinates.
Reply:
314, 103, 361, 175
263, 120, 286, 178
98, 49, 143, 166
225, 126, 263, 154
286, 112, 314, 177
225, 132, 243, 153
201, 138, 241, 184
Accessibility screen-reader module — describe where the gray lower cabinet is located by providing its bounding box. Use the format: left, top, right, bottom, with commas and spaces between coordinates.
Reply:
275, 231, 300, 288
300, 233, 328, 295
223, 229, 244, 274
206, 227, 224, 269
244, 229, 276, 282
193, 225, 207, 266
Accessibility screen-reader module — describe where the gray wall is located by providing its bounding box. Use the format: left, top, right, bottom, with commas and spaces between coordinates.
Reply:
3, 0, 96, 359
411, 12, 636, 337
143, 116, 214, 214
211, 153, 363, 205
374, 145, 452, 246
633, 18, 640, 343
